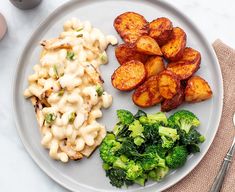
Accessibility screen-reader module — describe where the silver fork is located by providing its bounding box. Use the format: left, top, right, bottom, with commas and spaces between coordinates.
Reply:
209, 113, 235, 192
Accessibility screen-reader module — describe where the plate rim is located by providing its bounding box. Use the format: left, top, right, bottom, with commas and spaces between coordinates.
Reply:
12, 0, 224, 191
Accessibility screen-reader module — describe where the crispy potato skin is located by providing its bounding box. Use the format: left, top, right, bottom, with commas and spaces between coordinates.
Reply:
145, 56, 165, 78
161, 27, 187, 61
132, 75, 163, 107
158, 70, 180, 99
167, 47, 201, 80
149, 17, 173, 46
115, 43, 148, 65
185, 76, 213, 102
114, 12, 149, 43
135, 35, 162, 55
161, 86, 184, 112
111, 60, 146, 91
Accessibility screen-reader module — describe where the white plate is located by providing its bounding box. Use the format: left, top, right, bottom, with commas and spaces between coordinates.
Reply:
13, 0, 223, 191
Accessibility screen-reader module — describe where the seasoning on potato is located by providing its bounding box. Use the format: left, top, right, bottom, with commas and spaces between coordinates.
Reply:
111, 60, 146, 91
167, 47, 201, 80
115, 43, 148, 65
136, 35, 162, 55
185, 76, 212, 102
161, 86, 184, 112
158, 70, 180, 99
132, 75, 163, 107
114, 12, 149, 43
149, 17, 173, 46
145, 56, 165, 78
161, 27, 187, 61
112, 12, 213, 111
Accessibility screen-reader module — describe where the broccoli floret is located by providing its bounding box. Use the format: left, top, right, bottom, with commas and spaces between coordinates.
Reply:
114, 123, 131, 139
134, 136, 145, 146
161, 136, 175, 149
134, 110, 147, 119
139, 112, 168, 125
113, 122, 124, 136
126, 161, 143, 180
113, 157, 127, 170
179, 128, 205, 154
134, 174, 147, 186
180, 129, 205, 145
117, 109, 134, 125
166, 146, 188, 169
148, 166, 169, 181
139, 145, 166, 171
116, 138, 141, 158
154, 143, 169, 158
129, 120, 144, 138
159, 126, 179, 149
168, 110, 200, 133
100, 133, 121, 164
106, 168, 127, 188
142, 123, 160, 144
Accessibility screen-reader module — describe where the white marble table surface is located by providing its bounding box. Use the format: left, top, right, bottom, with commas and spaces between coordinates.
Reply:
0, 0, 234, 191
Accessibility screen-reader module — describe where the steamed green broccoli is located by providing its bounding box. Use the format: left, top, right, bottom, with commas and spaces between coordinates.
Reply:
179, 129, 205, 153
113, 123, 131, 139
134, 136, 145, 146
116, 138, 141, 158
139, 112, 168, 125
134, 174, 147, 186
154, 143, 169, 158
117, 109, 134, 125
100, 109, 205, 188
126, 161, 143, 180
100, 133, 121, 164
134, 110, 147, 119
166, 146, 188, 169
106, 168, 132, 188
142, 123, 160, 144
159, 126, 179, 148
129, 120, 144, 138
148, 166, 169, 181
168, 110, 200, 133
139, 145, 166, 171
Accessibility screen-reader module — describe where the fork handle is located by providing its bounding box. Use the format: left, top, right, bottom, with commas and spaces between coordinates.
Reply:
209, 142, 235, 192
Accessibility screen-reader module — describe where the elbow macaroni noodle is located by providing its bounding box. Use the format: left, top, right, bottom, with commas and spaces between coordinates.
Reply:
24, 18, 118, 162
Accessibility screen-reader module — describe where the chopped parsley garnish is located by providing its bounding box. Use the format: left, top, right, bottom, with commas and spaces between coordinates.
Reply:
68, 112, 76, 123
96, 85, 104, 96
76, 28, 83, 32
66, 51, 75, 60
53, 65, 59, 78
100, 52, 108, 64
58, 89, 64, 96
77, 34, 83, 38
45, 113, 56, 124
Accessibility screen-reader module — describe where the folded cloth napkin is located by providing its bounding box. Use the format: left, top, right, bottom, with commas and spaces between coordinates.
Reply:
165, 39, 235, 192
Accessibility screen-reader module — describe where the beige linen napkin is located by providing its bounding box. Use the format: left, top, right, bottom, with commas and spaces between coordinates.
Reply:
165, 39, 235, 192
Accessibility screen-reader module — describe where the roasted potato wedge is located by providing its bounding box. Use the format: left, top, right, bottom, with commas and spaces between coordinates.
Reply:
111, 60, 146, 91
136, 36, 162, 55
115, 43, 148, 65
114, 12, 149, 43
185, 76, 212, 102
167, 47, 201, 80
161, 86, 184, 112
158, 70, 180, 99
132, 75, 163, 107
145, 56, 165, 78
161, 27, 187, 61
149, 17, 173, 46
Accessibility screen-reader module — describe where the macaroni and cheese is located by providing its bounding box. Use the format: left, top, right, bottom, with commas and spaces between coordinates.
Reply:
24, 18, 117, 162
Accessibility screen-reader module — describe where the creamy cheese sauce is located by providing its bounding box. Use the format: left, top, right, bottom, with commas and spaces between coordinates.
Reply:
24, 18, 117, 162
